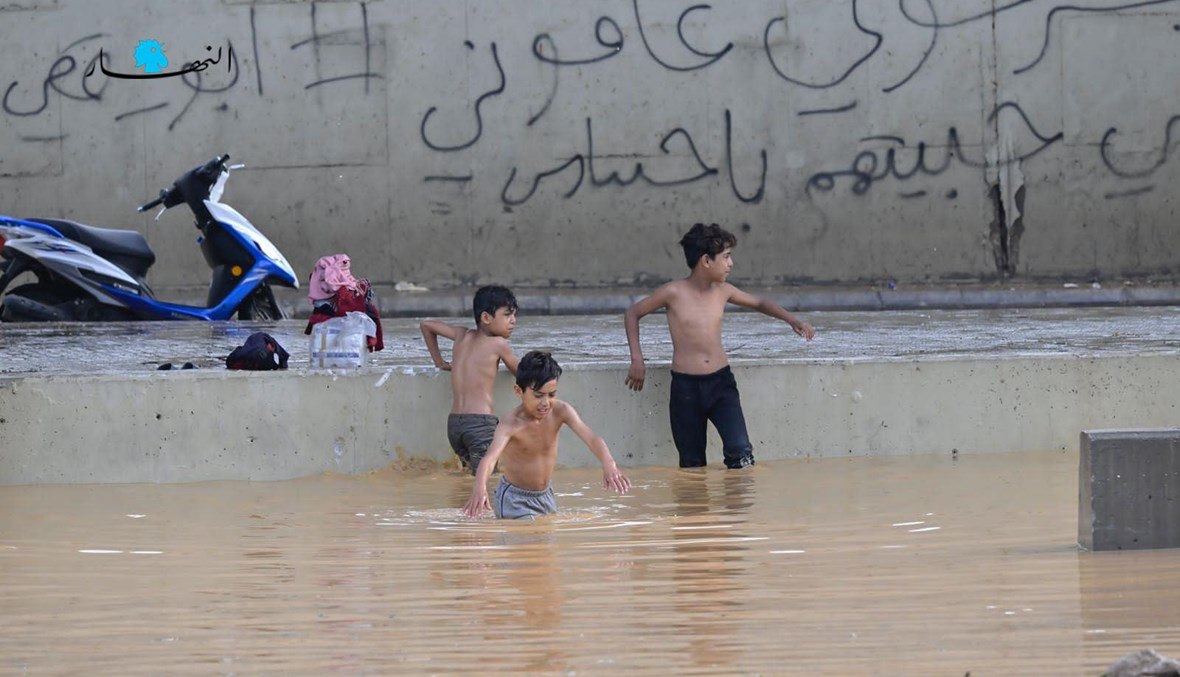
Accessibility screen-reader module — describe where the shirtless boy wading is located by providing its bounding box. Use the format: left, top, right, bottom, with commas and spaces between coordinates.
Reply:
420, 286, 520, 474
463, 351, 631, 520
624, 223, 815, 469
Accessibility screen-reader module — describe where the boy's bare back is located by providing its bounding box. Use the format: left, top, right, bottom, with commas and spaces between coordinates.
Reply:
420, 302, 518, 415
448, 329, 514, 414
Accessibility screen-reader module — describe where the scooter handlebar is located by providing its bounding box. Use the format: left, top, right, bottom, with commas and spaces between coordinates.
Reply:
137, 190, 167, 212
138, 154, 231, 212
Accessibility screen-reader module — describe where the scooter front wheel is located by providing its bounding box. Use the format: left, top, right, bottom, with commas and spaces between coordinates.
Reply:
237, 284, 284, 321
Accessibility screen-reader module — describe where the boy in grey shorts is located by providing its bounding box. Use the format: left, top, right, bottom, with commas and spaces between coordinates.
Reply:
493, 479, 557, 520
421, 286, 519, 474
446, 414, 498, 473
463, 351, 632, 520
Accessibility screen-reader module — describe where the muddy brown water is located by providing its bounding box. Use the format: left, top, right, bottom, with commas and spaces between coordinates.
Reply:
2, 451, 1177, 674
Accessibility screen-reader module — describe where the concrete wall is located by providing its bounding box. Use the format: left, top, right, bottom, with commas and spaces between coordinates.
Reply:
3, 354, 1179, 484
2, 1, 1179, 294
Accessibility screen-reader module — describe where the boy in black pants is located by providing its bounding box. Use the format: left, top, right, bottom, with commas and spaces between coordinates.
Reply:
623, 223, 815, 468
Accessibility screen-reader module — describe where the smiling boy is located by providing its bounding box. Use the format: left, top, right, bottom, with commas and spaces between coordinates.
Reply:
623, 222, 815, 469
463, 351, 631, 519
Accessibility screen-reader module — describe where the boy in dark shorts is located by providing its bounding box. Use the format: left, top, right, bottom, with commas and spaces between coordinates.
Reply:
421, 285, 520, 474
623, 223, 815, 469
463, 351, 631, 519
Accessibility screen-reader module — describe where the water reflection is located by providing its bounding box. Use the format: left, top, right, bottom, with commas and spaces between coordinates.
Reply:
667, 470, 756, 670
1079, 549, 1180, 666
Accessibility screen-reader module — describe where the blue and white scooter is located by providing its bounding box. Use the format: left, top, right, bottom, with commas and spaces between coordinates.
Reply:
0, 154, 297, 321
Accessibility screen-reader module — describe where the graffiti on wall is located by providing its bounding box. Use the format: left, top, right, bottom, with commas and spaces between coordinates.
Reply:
3, 0, 1178, 278
2, 2, 377, 133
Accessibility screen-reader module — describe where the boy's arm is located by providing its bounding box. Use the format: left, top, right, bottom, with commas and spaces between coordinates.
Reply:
419, 320, 462, 370
559, 403, 631, 494
463, 425, 512, 518
726, 285, 815, 341
498, 340, 520, 375
623, 286, 672, 391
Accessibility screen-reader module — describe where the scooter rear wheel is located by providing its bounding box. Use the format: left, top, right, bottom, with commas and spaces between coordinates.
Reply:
0, 282, 77, 321
237, 284, 284, 321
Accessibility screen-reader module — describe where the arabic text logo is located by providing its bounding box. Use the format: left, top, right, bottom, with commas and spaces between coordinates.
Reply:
134, 39, 168, 74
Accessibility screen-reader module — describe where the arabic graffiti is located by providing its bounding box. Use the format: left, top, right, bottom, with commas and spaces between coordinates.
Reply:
1099, 114, 1180, 179
420, 42, 505, 153
3, 1, 380, 129
3, 33, 106, 117
805, 103, 1063, 196
5, 0, 1180, 282
290, 1, 381, 91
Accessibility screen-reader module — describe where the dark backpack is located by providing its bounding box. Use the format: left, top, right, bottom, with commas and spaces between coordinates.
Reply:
226, 332, 289, 371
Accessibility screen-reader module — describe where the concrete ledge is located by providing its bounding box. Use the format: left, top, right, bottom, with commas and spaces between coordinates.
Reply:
1079, 429, 1180, 551
260, 283, 1180, 318
4, 353, 1180, 484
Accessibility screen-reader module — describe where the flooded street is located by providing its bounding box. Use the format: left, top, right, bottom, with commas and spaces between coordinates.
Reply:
3, 451, 1177, 674
2, 306, 1179, 376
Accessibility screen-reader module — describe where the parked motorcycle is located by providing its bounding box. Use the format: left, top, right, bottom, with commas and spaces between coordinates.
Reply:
0, 154, 297, 321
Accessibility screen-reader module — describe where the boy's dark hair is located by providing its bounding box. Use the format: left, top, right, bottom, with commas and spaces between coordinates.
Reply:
515, 351, 563, 391
679, 222, 737, 269
472, 285, 517, 325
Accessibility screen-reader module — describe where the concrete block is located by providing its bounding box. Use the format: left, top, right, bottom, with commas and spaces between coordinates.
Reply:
1079, 429, 1180, 551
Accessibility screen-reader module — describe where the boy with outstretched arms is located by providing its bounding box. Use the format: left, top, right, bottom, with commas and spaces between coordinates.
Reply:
624, 223, 816, 469
463, 351, 631, 519
420, 285, 520, 474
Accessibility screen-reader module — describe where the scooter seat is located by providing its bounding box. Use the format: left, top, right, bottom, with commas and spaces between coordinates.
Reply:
30, 218, 156, 278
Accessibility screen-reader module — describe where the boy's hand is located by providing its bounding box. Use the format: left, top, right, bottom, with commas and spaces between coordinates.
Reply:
792, 321, 816, 341
602, 465, 631, 494
463, 490, 490, 518
434, 359, 452, 371
625, 361, 646, 391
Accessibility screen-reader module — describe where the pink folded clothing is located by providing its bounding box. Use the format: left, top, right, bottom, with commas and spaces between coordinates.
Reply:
307, 254, 360, 304
304, 280, 384, 352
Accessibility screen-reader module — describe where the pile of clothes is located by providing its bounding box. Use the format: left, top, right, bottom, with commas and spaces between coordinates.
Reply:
303, 254, 384, 352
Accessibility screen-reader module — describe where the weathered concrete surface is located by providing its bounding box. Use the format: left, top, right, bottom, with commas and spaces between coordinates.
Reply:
2, 1, 1180, 292
303, 281, 1180, 319
1079, 429, 1180, 551
4, 306, 1179, 484
3, 353, 1180, 484
5, 306, 1180, 377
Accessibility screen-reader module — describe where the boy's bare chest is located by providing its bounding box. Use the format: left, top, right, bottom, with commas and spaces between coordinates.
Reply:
667, 298, 726, 336
510, 421, 561, 456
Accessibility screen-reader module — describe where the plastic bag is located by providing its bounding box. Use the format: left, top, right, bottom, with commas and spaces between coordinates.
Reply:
309, 311, 377, 368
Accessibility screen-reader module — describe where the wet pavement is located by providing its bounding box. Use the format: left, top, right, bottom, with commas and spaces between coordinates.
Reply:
1, 306, 1178, 377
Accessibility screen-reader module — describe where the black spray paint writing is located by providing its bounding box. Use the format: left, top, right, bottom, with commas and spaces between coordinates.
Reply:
806, 103, 1062, 196
4, 2, 378, 131
499, 110, 763, 206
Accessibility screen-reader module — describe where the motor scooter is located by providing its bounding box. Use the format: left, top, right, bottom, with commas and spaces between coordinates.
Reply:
0, 154, 297, 321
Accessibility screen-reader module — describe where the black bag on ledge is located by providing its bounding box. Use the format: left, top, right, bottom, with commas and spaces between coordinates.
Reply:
226, 332, 289, 371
